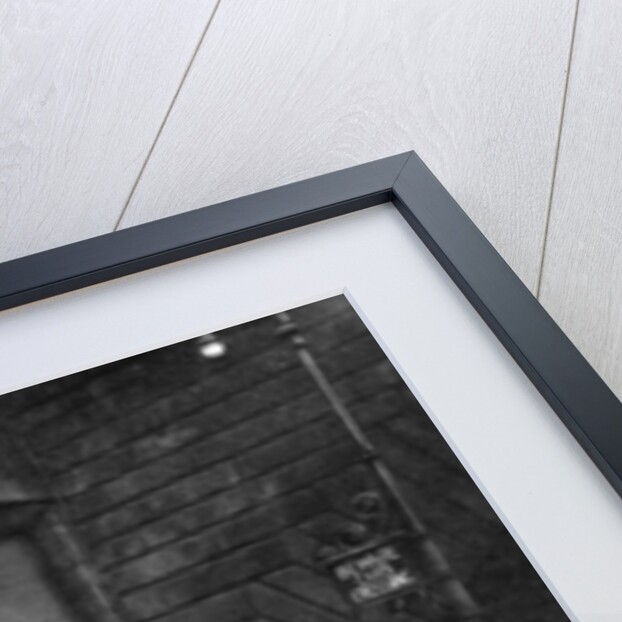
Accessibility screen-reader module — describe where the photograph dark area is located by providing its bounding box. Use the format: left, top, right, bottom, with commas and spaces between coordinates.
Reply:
0, 295, 567, 622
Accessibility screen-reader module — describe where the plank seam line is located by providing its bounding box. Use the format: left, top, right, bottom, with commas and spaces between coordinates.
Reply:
30, 310, 339, 444
74, 424, 354, 529
64, 349, 383, 521
112, 0, 224, 232
101, 486, 322, 572
83, 436, 361, 545
535, 0, 581, 298
99, 414, 405, 570
99, 454, 374, 573
40, 322, 371, 459
58, 347, 380, 495
114, 452, 363, 598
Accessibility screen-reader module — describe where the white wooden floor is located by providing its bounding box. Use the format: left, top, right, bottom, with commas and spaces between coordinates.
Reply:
2, 1, 620, 399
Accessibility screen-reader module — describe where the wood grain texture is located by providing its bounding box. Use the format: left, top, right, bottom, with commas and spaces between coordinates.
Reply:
119, 0, 576, 290
539, 1, 622, 400
0, 0, 218, 262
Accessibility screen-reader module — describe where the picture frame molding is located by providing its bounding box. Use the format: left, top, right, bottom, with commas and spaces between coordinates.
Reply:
1, 150, 621, 501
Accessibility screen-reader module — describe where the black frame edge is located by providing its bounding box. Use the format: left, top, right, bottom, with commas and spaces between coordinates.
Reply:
393, 151, 622, 498
0, 152, 410, 311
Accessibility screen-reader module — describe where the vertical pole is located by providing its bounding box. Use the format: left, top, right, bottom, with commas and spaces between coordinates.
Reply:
276, 312, 484, 621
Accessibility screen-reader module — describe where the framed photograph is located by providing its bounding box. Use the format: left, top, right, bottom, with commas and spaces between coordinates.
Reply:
0, 152, 620, 622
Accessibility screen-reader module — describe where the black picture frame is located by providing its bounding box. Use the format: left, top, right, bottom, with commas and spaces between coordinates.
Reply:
1, 150, 620, 501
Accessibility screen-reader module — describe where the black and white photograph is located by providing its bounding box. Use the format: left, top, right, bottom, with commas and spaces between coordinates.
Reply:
0, 296, 568, 622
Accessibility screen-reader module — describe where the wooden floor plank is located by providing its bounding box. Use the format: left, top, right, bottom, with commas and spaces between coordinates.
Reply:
538, 0, 622, 399
119, 0, 576, 290
0, 0, 218, 262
